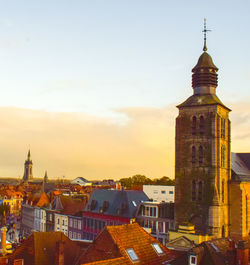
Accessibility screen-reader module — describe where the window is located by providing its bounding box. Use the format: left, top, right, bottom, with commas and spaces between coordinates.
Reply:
49, 214, 52, 222
198, 146, 203, 165
192, 146, 196, 165
161, 190, 166, 194
153, 207, 156, 217
192, 116, 197, 135
152, 243, 164, 255
132, 201, 137, 207
126, 248, 139, 261
221, 146, 225, 168
222, 180, 225, 203
69, 219, 73, 227
69, 231, 72, 239
78, 220, 81, 230
169, 191, 174, 194
192, 180, 196, 201
153, 190, 158, 194
62, 220, 64, 226
199, 116, 205, 134
198, 181, 203, 201
189, 255, 197, 265
158, 222, 163, 233
57, 218, 60, 225
221, 118, 225, 138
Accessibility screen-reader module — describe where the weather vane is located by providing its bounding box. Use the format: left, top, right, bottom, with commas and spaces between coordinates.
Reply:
202, 18, 211, 52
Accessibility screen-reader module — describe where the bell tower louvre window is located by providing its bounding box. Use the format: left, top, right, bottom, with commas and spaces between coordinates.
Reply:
199, 116, 205, 134
192, 180, 196, 201
192, 116, 197, 135
198, 146, 203, 165
192, 146, 196, 165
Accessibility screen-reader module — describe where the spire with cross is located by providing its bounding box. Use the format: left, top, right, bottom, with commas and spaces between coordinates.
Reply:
202, 18, 211, 52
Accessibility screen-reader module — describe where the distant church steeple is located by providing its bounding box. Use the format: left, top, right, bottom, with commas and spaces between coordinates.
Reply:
23, 150, 33, 182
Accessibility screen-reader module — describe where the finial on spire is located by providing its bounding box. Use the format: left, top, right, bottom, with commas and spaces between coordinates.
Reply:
28, 149, 31, 159
202, 18, 211, 52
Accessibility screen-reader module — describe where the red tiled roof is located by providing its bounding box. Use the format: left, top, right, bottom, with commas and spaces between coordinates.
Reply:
8, 232, 83, 265
83, 257, 129, 265
36, 192, 50, 207
79, 223, 179, 265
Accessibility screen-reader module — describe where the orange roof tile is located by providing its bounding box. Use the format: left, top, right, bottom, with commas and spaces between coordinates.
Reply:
9, 232, 83, 265
79, 223, 179, 265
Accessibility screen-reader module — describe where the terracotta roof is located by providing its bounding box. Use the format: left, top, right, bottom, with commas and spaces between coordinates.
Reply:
36, 192, 50, 207
9, 232, 83, 265
83, 257, 129, 265
78, 223, 179, 265
52, 195, 87, 215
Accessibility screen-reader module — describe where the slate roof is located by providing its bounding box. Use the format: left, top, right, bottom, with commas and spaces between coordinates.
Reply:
177, 94, 230, 110
78, 223, 179, 265
231, 152, 250, 182
8, 232, 84, 265
85, 189, 148, 218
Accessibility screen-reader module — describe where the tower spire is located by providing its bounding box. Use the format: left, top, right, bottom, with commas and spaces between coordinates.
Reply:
202, 18, 211, 52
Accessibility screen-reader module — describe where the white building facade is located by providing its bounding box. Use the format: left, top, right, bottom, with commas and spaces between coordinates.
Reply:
34, 207, 46, 232
54, 213, 68, 236
143, 185, 175, 202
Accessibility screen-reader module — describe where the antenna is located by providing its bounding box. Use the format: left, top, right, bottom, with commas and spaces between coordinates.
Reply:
202, 18, 211, 52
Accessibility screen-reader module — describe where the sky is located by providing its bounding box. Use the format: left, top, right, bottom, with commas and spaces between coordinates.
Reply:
0, 0, 250, 179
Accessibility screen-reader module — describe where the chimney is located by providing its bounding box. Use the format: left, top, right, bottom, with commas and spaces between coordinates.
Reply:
0, 227, 7, 254
237, 240, 249, 265
55, 241, 65, 265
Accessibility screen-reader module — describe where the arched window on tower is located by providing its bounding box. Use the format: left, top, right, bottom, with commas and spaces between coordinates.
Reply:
192, 116, 197, 135
221, 146, 225, 168
192, 146, 196, 165
192, 180, 196, 201
199, 116, 205, 135
221, 119, 225, 138
199, 146, 203, 165
222, 180, 225, 203
198, 181, 203, 201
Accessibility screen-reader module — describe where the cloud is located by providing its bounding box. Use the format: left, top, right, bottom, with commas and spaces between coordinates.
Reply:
0, 100, 249, 180
0, 106, 176, 180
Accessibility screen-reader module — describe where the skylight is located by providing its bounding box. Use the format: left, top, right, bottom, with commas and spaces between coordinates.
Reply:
152, 243, 164, 255
132, 201, 137, 207
126, 248, 139, 261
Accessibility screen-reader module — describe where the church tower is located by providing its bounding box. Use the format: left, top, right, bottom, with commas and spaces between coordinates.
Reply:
23, 150, 33, 182
175, 21, 231, 238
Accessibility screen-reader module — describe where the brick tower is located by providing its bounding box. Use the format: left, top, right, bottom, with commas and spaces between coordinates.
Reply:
23, 150, 33, 182
174, 23, 231, 238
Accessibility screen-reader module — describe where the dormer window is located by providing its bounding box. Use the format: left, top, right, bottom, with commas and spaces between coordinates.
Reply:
126, 248, 139, 262
152, 243, 164, 255
90, 200, 97, 210
192, 116, 197, 135
189, 255, 197, 265
102, 201, 109, 212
